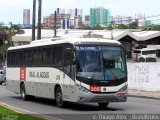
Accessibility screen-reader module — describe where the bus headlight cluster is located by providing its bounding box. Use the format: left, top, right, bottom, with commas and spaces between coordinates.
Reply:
77, 85, 89, 93
117, 85, 128, 97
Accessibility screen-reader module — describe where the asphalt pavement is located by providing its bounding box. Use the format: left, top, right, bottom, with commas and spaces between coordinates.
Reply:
128, 89, 160, 99
1, 85, 160, 120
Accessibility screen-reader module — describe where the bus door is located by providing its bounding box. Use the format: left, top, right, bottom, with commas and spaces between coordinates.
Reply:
63, 46, 74, 100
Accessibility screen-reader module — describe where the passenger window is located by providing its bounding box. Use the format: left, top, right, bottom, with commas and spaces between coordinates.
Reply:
16, 51, 23, 66
43, 47, 52, 66
7, 52, 11, 67
11, 52, 16, 66
24, 50, 32, 66
53, 47, 63, 66
33, 49, 42, 65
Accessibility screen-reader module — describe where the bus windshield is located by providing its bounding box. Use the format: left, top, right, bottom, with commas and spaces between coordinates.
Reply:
76, 45, 127, 80
142, 50, 156, 55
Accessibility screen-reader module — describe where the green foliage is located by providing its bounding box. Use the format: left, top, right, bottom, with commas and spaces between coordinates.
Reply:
92, 24, 105, 30
81, 24, 92, 30
142, 25, 160, 31
0, 105, 45, 120
115, 24, 128, 29
128, 22, 139, 29
0, 23, 14, 64
106, 25, 113, 30
11, 24, 20, 30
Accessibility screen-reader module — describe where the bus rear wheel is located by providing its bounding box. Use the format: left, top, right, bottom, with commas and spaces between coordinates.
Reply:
55, 87, 64, 108
20, 83, 29, 100
98, 102, 109, 109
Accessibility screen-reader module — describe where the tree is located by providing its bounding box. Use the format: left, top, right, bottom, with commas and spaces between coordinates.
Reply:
115, 24, 128, 29
11, 25, 20, 30
106, 25, 113, 30
0, 24, 13, 64
92, 24, 104, 30
128, 22, 139, 29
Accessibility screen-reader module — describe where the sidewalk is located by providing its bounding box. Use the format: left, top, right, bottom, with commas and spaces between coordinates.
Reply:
128, 89, 160, 99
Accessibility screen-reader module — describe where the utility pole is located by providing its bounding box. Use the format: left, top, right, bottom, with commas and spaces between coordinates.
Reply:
54, 11, 57, 37
2, 27, 5, 64
32, 0, 36, 41
37, 0, 42, 40
9, 22, 12, 42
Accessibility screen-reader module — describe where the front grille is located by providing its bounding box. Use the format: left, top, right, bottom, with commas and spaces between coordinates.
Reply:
90, 96, 118, 102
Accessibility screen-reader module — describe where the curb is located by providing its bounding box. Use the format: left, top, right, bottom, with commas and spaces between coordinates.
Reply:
128, 95, 160, 100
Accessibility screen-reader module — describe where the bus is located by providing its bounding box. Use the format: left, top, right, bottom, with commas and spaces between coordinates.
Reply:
132, 48, 157, 62
6, 38, 127, 108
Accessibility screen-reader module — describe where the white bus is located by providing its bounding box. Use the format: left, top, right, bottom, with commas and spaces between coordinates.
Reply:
6, 38, 127, 108
132, 48, 157, 62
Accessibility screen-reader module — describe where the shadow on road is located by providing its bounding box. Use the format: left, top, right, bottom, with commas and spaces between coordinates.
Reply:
11, 96, 122, 111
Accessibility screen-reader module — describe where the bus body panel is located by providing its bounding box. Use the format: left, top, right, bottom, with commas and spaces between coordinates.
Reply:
6, 38, 128, 104
6, 67, 75, 100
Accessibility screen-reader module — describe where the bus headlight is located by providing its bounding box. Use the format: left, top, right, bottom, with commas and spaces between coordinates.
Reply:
77, 84, 89, 93
117, 85, 127, 97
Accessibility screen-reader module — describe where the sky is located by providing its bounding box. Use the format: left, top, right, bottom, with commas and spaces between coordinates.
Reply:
0, 0, 160, 25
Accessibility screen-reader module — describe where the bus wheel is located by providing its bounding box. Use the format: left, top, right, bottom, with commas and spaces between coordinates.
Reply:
20, 83, 28, 100
98, 102, 109, 109
55, 87, 64, 108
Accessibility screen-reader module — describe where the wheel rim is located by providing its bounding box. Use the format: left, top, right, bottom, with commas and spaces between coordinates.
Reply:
21, 85, 25, 99
57, 92, 62, 104
22, 90, 25, 98
56, 88, 63, 107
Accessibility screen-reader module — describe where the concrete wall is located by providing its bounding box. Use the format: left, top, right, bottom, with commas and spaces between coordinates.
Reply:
127, 63, 160, 91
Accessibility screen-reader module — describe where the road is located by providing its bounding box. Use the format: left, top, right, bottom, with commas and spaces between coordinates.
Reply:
0, 85, 160, 120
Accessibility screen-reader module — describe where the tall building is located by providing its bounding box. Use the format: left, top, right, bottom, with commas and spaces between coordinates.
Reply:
135, 12, 145, 26
70, 15, 82, 29
90, 7, 110, 27
85, 15, 90, 22
68, 8, 83, 17
84, 15, 90, 27
42, 13, 70, 29
23, 9, 30, 25
111, 15, 133, 25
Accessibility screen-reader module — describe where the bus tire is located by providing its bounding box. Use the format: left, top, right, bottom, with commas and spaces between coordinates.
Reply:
20, 83, 29, 101
98, 102, 109, 109
55, 87, 64, 108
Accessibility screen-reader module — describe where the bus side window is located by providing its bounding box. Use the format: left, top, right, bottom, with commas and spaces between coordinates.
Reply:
42, 47, 52, 66
53, 46, 63, 66
16, 51, 23, 66
7, 52, 11, 67
11, 52, 16, 66
24, 50, 32, 66
33, 49, 42, 66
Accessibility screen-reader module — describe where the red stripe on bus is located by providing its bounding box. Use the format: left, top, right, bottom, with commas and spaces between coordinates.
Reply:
20, 67, 26, 81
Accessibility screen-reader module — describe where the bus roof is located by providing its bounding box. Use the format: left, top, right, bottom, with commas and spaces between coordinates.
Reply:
8, 37, 121, 51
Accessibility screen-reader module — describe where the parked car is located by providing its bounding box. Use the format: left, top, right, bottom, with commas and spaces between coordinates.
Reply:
0, 69, 6, 85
